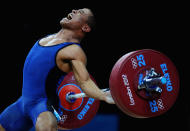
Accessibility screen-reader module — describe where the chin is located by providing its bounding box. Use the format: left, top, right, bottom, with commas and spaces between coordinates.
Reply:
60, 19, 67, 27
61, 18, 73, 26
60, 18, 66, 24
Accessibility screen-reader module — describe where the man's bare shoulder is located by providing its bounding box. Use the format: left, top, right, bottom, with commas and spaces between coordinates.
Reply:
57, 44, 86, 61
60, 44, 84, 54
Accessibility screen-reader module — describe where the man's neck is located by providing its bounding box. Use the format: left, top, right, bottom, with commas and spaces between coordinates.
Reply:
55, 29, 84, 43
39, 28, 84, 46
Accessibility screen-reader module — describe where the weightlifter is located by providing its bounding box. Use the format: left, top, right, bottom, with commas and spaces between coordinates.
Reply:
0, 8, 114, 131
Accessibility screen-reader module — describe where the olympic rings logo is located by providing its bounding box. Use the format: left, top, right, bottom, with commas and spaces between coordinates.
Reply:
60, 115, 68, 124
131, 58, 138, 69
157, 99, 164, 110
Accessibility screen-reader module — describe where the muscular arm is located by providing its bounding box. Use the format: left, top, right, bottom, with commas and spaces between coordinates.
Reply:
56, 44, 106, 101
71, 59, 105, 100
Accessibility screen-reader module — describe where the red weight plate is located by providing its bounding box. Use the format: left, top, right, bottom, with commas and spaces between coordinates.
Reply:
109, 49, 180, 118
57, 72, 100, 129
58, 84, 83, 111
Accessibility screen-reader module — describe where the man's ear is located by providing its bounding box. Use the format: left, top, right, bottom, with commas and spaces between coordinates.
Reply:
82, 24, 91, 33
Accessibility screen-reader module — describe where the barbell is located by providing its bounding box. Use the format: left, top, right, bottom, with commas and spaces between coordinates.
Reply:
53, 49, 180, 129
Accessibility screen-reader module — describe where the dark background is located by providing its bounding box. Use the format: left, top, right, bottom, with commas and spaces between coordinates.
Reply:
1, 4, 189, 131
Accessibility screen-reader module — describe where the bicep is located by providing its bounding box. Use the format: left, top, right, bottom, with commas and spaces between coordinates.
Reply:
56, 45, 88, 78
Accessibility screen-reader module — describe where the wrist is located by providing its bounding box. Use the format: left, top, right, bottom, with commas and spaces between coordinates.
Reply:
99, 92, 106, 101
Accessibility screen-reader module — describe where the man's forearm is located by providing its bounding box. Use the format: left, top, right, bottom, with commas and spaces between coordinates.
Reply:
79, 78, 105, 101
71, 60, 105, 101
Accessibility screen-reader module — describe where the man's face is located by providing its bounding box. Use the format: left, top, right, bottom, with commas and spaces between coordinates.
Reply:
60, 8, 92, 30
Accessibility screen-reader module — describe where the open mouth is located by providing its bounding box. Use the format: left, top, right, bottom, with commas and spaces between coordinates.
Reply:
67, 13, 72, 20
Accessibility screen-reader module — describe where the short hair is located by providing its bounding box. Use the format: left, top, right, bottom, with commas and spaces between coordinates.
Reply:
86, 13, 96, 30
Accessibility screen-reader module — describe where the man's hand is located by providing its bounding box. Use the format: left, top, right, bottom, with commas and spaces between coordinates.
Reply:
103, 90, 115, 104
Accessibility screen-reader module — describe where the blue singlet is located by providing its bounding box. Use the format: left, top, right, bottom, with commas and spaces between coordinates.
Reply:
0, 37, 80, 131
